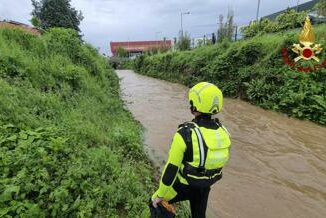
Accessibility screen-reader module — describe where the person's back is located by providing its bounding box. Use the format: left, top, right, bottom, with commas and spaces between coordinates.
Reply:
152, 82, 231, 218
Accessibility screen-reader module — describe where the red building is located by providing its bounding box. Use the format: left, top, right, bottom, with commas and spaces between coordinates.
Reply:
110, 40, 172, 57
0, 20, 41, 35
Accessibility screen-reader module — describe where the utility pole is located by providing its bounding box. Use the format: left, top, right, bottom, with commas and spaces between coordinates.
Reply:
256, 0, 261, 22
234, 25, 238, 41
296, 0, 300, 12
180, 11, 190, 37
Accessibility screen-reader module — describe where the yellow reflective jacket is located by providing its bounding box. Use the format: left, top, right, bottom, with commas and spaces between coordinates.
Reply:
152, 116, 231, 201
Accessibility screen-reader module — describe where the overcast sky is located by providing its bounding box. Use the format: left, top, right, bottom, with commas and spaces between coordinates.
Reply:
0, 0, 312, 55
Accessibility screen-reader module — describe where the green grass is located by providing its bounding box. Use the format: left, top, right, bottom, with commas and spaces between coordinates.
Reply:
0, 28, 155, 217
133, 24, 326, 125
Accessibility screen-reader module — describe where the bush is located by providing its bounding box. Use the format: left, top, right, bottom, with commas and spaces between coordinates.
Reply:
0, 28, 154, 216
276, 10, 307, 30
241, 10, 307, 38
176, 32, 191, 51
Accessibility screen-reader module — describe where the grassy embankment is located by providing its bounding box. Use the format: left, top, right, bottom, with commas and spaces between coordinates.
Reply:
133, 25, 326, 125
0, 28, 155, 217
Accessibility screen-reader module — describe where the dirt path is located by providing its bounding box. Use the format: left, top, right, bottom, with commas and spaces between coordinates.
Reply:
117, 70, 326, 218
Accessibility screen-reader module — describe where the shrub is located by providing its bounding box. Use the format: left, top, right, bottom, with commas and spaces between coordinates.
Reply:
0, 27, 154, 216
241, 10, 307, 38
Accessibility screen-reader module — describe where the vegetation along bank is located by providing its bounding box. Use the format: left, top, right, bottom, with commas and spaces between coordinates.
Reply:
133, 24, 326, 125
0, 28, 155, 217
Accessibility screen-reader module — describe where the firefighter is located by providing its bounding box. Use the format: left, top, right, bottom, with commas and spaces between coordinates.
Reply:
151, 82, 231, 218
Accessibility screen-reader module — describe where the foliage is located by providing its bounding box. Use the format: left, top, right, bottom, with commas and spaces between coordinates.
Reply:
315, 0, 326, 16
196, 39, 205, 47
241, 10, 307, 38
195, 37, 213, 47
240, 21, 261, 38
146, 44, 171, 55
31, 16, 41, 28
276, 9, 307, 29
0, 28, 155, 217
31, 0, 83, 33
241, 19, 281, 38
133, 25, 326, 125
116, 46, 128, 58
176, 32, 191, 51
121, 59, 135, 69
108, 56, 132, 69
217, 10, 234, 42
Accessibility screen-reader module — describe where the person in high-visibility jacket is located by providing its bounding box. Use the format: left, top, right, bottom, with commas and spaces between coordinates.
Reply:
151, 82, 231, 218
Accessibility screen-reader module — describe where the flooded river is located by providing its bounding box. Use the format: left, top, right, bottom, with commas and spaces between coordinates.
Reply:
117, 70, 326, 218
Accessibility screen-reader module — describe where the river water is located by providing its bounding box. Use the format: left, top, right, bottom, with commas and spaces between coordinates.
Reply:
117, 70, 326, 218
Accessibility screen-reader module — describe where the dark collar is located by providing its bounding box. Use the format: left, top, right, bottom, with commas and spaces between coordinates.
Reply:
193, 115, 219, 129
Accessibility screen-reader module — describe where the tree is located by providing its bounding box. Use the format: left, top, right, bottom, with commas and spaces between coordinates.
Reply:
226, 10, 234, 40
116, 47, 128, 58
315, 0, 326, 16
176, 32, 191, 51
217, 10, 235, 42
217, 15, 225, 41
31, 16, 41, 28
31, 0, 83, 32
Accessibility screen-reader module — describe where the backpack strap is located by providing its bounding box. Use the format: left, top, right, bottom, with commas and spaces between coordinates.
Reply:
177, 122, 194, 146
214, 118, 222, 128
178, 122, 195, 163
215, 118, 231, 136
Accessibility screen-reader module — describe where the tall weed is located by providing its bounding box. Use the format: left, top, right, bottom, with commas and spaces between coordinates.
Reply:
0, 28, 155, 217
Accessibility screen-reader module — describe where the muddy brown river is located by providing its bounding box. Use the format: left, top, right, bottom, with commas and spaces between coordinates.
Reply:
117, 70, 326, 218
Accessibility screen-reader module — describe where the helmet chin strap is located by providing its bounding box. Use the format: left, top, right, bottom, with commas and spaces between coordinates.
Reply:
190, 101, 196, 113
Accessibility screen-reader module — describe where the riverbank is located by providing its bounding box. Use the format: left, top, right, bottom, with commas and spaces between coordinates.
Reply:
133, 24, 326, 125
0, 28, 154, 216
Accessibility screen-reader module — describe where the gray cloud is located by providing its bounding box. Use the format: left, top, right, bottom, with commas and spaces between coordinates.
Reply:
0, 0, 312, 55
